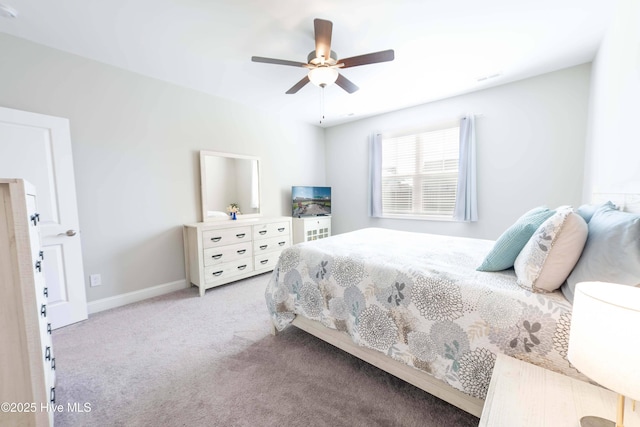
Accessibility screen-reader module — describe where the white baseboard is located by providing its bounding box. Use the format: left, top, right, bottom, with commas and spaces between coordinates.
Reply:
87, 279, 190, 314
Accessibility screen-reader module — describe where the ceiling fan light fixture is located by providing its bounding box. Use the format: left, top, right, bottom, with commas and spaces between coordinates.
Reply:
308, 67, 339, 88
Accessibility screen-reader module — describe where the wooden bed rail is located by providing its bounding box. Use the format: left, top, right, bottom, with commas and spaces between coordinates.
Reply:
273, 316, 485, 417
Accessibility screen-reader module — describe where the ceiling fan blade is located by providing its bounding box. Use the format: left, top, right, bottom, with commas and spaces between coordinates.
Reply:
286, 76, 310, 94
339, 49, 395, 68
251, 56, 308, 68
314, 18, 333, 60
335, 73, 359, 94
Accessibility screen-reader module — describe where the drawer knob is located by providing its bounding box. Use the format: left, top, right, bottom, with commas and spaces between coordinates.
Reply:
278, 227, 285, 232
50, 387, 55, 404
237, 249, 246, 255
212, 271, 223, 277
39, 250, 44, 260
44, 346, 51, 361
211, 237, 222, 242
40, 304, 47, 317
236, 233, 246, 238
259, 245, 267, 250
43, 287, 48, 297
260, 259, 269, 265
47, 323, 52, 335
238, 265, 247, 270
51, 357, 56, 370
211, 254, 222, 260
35, 260, 42, 272
259, 230, 267, 235
31, 213, 40, 226
278, 241, 285, 246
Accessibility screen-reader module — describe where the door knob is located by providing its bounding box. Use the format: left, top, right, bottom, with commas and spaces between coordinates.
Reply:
58, 229, 77, 237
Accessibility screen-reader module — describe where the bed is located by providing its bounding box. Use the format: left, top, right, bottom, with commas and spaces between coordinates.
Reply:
265, 199, 640, 417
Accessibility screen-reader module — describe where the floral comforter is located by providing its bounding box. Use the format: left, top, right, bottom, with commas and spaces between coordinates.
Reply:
265, 228, 585, 400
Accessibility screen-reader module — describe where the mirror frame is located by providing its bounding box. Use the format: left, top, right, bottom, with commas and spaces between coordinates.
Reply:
200, 150, 262, 222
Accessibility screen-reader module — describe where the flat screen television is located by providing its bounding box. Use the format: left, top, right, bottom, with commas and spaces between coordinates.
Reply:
292, 186, 331, 217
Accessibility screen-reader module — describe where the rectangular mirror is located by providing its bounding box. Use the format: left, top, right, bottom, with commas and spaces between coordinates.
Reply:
200, 150, 261, 222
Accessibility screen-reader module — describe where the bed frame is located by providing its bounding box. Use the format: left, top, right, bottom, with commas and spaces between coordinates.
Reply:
272, 317, 485, 417
592, 192, 640, 213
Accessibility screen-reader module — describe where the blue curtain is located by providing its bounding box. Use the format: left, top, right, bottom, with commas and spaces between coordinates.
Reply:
369, 133, 383, 217
454, 115, 478, 222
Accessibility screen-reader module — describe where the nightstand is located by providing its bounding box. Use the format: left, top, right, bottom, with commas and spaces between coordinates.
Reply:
480, 354, 640, 427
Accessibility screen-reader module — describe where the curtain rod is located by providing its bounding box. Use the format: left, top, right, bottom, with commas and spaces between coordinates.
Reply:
377, 114, 484, 136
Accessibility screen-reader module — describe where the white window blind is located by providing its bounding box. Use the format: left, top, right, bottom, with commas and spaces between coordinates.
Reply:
381, 125, 460, 218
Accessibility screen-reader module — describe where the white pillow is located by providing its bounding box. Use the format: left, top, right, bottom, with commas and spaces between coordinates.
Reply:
207, 210, 229, 218
514, 208, 588, 292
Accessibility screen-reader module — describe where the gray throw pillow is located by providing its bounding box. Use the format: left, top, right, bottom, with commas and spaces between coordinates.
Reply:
562, 205, 640, 303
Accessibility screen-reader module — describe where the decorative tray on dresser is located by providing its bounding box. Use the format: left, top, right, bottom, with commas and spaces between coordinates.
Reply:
183, 216, 292, 296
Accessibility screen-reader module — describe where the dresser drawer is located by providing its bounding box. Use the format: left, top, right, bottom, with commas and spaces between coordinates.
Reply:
253, 221, 290, 240
185, 217, 291, 297
203, 241, 253, 266
42, 340, 56, 389
202, 226, 252, 248
34, 275, 48, 309
253, 235, 290, 254
254, 251, 282, 271
204, 258, 254, 284
37, 303, 51, 341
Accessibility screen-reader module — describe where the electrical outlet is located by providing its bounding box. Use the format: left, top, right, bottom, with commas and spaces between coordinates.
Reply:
89, 273, 102, 287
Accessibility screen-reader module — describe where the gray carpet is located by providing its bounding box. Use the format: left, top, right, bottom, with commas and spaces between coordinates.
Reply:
52, 273, 480, 426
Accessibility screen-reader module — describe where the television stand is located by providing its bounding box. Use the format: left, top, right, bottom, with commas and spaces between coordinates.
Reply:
292, 216, 331, 244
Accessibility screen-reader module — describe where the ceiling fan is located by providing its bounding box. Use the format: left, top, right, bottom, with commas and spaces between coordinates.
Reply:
251, 18, 394, 94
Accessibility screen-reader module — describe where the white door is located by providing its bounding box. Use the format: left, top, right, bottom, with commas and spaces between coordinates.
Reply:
0, 106, 88, 329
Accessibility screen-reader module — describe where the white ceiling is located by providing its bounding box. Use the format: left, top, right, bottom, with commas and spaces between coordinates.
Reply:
0, 0, 616, 127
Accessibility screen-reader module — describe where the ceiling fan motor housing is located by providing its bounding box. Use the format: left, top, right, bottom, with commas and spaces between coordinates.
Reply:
308, 50, 338, 66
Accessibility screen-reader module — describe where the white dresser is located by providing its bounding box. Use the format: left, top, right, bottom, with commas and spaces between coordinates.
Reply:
0, 179, 55, 427
292, 216, 331, 244
183, 216, 292, 296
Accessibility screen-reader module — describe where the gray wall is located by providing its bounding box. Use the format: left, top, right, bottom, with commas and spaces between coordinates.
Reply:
583, 0, 640, 197
0, 33, 325, 303
325, 64, 591, 240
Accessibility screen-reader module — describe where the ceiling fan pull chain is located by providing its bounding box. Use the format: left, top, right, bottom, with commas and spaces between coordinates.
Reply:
319, 86, 325, 124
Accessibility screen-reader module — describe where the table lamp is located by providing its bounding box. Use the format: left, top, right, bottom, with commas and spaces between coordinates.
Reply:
568, 281, 640, 427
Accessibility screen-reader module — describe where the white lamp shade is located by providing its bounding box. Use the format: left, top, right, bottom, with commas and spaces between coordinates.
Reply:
568, 281, 640, 401
308, 67, 339, 87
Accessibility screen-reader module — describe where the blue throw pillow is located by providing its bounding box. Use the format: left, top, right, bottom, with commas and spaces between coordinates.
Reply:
576, 201, 616, 223
561, 205, 640, 303
477, 206, 556, 272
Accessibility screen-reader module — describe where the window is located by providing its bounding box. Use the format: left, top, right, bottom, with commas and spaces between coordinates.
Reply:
381, 124, 460, 219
